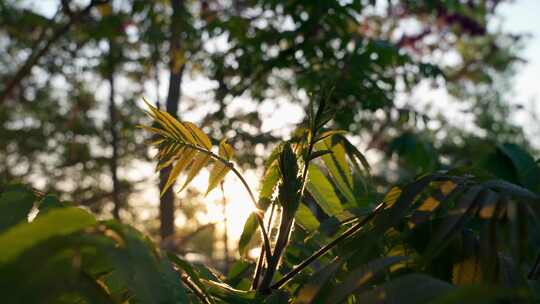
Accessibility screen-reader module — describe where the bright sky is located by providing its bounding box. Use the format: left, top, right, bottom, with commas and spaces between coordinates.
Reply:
499, 0, 540, 111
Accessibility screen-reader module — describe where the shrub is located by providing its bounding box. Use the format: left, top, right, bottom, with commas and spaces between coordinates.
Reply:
1, 99, 539, 303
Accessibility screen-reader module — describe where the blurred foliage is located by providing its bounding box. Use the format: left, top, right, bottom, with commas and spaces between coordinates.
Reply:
1, 102, 539, 302
1, 1, 540, 301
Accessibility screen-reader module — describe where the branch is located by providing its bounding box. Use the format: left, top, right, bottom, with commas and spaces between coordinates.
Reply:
269, 202, 385, 290
0, 0, 109, 104
251, 201, 276, 290
180, 273, 212, 304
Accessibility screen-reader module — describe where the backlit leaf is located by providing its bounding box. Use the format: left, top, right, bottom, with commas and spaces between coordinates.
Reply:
295, 203, 320, 231
207, 162, 231, 195
219, 139, 234, 160
238, 213, 258, 256
180, 152, 211, 191
0, 208, 96, 264
307, 165, 344, 217
184, 121, 212, 149
160, 148, 197, 197
316, 138, 355, 204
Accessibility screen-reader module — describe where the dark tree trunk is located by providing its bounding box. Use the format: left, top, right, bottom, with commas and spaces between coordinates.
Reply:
107, 50, 121, 220
159, 0, 185, 240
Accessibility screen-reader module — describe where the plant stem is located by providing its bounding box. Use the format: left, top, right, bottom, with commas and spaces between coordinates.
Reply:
259, 133, 316, 292
269, 202, 385, 290
179, 142, 273, 263
259, 209, 294, 292
252, 201, 276, 290
180, 273, 212, 304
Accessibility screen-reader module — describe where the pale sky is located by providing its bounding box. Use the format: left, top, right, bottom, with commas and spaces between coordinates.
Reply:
500, 0, 540, 105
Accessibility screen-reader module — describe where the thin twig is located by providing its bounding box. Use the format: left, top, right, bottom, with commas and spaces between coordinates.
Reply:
180, 274, 212, 304
251, 201, 276, 290
269, 202, 385, 290
258, 129, 317, 291
167, 141, 273, 263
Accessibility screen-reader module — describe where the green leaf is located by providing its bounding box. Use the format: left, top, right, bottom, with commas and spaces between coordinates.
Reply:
0, 184, 36, 231
496, 143, 540, 191
0, 207, 96, 264
295, 203, 320, 231
483, 179, 539, 201
315, 138, 356, 204
426, 186, 483, 258
102, 222, 185, 304
305, 149, 332, 162
337, 134, 371, 175
169, 253, 210, 299
237, 163, 280, 256
432, 285, 518, 304
355, 274, 454, 304
306, 165, 344, 217
204, 279, 261, 304
259, 164, 280, 203
264, 290, 290, 304
238, 213, 259, 256
226, 260, 252, 288
296, 257, 343, 304
37, 194, 66, 215
327, 256, 410, 303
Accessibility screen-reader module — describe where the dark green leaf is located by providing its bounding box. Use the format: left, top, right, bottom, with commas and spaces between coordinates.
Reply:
0, 207, 96, 264
0, 184, 36, 232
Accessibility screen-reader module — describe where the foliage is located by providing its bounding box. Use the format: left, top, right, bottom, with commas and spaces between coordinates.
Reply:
1, 0, 539, 302
2, 99, 539, 303
1, 0, 533, 215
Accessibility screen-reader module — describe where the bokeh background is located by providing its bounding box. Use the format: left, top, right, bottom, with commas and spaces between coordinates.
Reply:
1, 0, 538, 271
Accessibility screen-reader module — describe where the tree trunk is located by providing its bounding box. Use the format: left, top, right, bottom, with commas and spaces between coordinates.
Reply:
107, 50, 121, 220
159, 0, 185, 240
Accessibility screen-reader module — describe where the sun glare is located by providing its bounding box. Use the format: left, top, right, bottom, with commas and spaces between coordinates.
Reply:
191, 169, 259, 246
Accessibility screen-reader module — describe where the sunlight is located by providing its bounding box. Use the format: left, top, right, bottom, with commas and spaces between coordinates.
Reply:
189, 169, 259, 246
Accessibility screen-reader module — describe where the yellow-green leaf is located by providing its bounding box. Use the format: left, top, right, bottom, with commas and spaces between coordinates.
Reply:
238, 213, 258, 256
160, 148, 197, 196
452, 256, 482, 285
137, 125, 170, 139
313, 130, 347, 143
206, 162, 231, 195
218, 139, 234, 160
383, 186, 402, 208
143, 101, 182, 141
295, 203, 320, 231
180, 153, 211, 191
156, 147, 185, 172
184, 122, 212, 149
159, 111, 195, 143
